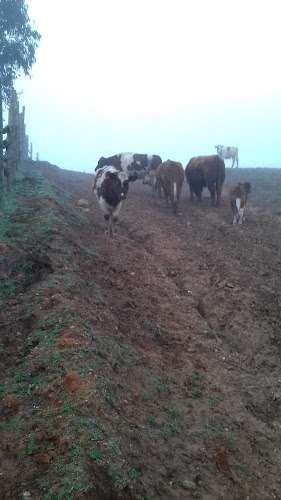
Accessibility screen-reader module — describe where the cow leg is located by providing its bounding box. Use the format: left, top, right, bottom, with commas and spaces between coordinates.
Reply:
197, 191, 203, 202
238, 207, 244, 225
215, 180, 222, 207
173, 201, 179, 215
110, 203, 122, 237
230, 200, 237, 225
169, 185, 175, 207
236, 158, 239, 168
207, 183, 216, 207
162, 187, 169, 206
103, 214, 110, 235
111, 215, 119, 236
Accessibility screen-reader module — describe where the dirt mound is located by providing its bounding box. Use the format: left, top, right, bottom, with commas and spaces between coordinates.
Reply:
1, 161, 281, 499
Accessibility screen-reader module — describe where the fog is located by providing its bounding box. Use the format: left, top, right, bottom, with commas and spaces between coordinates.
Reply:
7, 0, 281, 172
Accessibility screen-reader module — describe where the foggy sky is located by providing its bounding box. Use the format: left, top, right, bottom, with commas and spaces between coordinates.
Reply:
7, 0, 281, 172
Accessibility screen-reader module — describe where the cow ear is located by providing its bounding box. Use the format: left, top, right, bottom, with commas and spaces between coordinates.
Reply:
106, 171, 117, 179
129, 174, 138, 182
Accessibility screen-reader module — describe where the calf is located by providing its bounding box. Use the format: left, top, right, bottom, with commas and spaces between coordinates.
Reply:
92, 166, 137, 236
95, 152, 162, 175
185, 155, 225, 207
229, 182, 251, 225
155, 160, 184, 215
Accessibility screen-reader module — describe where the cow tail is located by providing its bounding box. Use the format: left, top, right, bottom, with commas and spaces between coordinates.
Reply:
173, 182, 176, 199
236, 198, 241, 212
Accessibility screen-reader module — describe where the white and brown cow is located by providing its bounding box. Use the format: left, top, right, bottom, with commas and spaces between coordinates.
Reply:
155, 160, 184, 215
95, 152, 162, 175
229, 182, 251, 225
92, 166, 137, 236
185, 155, 225, 207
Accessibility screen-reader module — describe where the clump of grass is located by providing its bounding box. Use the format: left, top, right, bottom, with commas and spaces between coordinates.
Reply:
123, 299, 136, 309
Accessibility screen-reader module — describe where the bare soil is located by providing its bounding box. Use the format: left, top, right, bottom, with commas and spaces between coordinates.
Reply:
1, 161, 281, 500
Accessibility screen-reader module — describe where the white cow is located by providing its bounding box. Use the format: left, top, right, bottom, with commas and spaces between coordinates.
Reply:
215, 145, 239, 168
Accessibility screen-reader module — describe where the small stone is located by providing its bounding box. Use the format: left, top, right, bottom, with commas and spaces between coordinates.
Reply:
77, 198, 89, 207
182, 480, 197, 490
226, 281, 235, 288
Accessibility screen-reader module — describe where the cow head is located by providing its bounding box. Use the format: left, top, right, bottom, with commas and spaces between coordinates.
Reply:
143, 172, 156, 186
215, 145, 223, 154
106, 171, 137, 201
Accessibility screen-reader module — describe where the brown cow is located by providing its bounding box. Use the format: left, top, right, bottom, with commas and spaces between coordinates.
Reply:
155, 160, 184, 215
185, 155, 225, 207
229, 182, 251, 225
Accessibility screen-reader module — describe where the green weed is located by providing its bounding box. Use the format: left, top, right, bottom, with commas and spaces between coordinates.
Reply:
70, 441, 83, 461
123, 299, 136, 309
88, 448, 104, 462
107, 438, 121, 454
168, 423, 180, 435
128, 469, 143, 483
60, 401, 74, 413
147, 414, 158, 426
0, 384, 7, 394
140, 392, 149, 402
3, 418, 19, 432
166, 407, 181, 419
209, 395, 218, 404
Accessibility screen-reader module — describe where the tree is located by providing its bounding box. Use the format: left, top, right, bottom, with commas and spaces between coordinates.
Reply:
0, 0, 41, 210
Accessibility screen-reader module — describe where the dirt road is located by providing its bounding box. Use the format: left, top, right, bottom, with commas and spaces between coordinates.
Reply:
1, 163, 281, 499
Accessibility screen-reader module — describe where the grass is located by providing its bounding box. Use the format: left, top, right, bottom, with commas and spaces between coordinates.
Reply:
123, 299, 136, 309
88, 448, 104, 462
143, 368, 165, 393
191, 372, 205, 397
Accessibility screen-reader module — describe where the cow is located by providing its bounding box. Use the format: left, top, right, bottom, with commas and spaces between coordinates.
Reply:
142, 170, 160, 197
215, 145, 239, 168
185, 155, 225, 207
92, 166, 137, 236
229, 182, 251, 225
154, 160, 184, 215
95, 152, 162, 175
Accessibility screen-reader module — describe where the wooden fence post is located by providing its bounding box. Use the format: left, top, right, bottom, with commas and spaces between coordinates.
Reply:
0, 85, 4, 211
19, 106, 25, 163
24, 132, 29, 160
1, 90, 34, 203
5, 90, 19, 190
